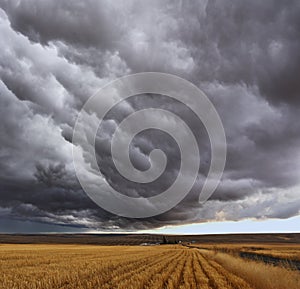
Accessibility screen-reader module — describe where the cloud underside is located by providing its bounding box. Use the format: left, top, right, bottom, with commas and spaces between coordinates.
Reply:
0, 0, 300, 231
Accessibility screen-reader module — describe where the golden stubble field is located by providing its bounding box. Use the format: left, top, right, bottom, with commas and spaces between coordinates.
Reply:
0, 244, 300, 289
194, 243, 300, 261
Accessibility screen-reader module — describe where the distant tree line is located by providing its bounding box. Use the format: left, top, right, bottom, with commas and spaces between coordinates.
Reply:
162, 236, 180, 244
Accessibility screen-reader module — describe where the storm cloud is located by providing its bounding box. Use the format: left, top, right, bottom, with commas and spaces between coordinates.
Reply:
0, 0, 300, 231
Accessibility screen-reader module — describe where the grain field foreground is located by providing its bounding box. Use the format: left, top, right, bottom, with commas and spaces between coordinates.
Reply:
1, 244, 299, 289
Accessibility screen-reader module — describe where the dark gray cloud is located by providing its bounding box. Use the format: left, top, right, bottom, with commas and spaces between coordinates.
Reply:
0, 0, 124, 49
0, 0, 299, 231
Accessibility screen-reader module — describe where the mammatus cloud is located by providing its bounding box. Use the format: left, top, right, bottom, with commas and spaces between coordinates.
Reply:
0, 0, 300, 231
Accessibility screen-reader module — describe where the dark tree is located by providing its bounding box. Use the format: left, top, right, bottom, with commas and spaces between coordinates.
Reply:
162, 236, 169, 244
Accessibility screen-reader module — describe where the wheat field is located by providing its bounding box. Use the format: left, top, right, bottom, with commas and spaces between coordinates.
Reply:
1, 244, 299, 289
191, 243, 300, 261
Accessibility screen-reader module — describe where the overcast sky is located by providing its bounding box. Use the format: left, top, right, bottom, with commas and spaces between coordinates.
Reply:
0, 0, 300, 233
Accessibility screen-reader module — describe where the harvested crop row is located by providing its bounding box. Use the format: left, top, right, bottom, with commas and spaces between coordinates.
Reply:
197, 250, 235, 289
201, 249, 300, 289
199, 251, 252, 289
192, 250, 211, 289
179, 250, 197, 289
164, 250, 188, 289
1, 246, 174, 289
1, 244, 299, 289
144, 250, 187, 289
100, 250, 180, 288
108, 250, 183, 289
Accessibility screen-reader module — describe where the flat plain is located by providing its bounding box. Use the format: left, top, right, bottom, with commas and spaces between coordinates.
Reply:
1, 239, 300, 289
0, 234, 300, 289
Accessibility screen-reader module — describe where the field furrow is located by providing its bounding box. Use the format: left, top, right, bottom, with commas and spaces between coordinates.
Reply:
197, 251, 232, 289
1, 244, 299, 289
179, 250, 197, 289
193, 250, 210, 289
201, 252, 253, 289
101, 251, 178, 288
